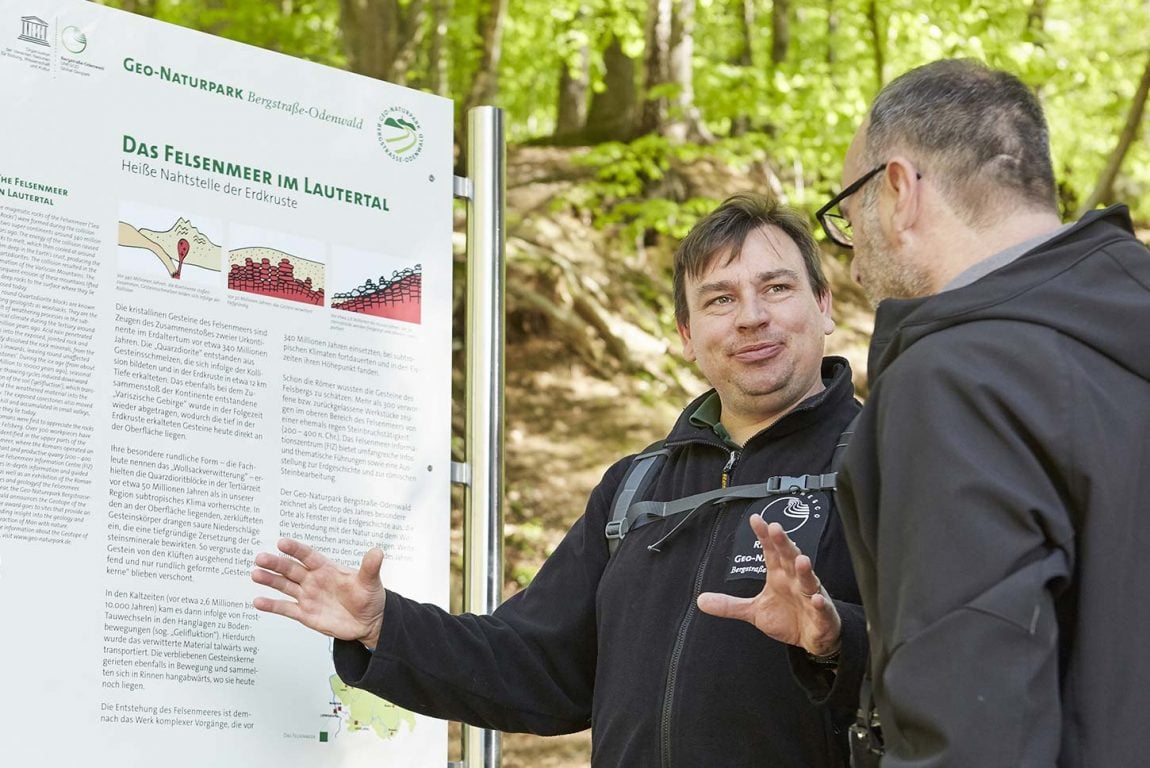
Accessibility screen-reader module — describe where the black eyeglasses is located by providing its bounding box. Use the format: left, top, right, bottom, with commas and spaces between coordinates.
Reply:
815, 163, 887, 249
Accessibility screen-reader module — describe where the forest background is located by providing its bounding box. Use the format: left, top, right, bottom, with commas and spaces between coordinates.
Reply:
95, 0, 1150, 764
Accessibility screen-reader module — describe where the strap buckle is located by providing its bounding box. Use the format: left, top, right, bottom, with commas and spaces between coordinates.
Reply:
765, 475, 804, 494
764, 473, 838, 494
605, 519, 627, 541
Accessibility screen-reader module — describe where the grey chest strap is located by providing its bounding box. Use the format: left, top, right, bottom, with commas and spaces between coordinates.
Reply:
605, 415, 857, 556
605, 449, 838, 555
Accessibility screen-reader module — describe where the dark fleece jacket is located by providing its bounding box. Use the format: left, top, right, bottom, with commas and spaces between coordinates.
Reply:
838, 206, 1150, 767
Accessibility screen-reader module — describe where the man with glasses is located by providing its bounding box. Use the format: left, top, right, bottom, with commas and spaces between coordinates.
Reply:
252, 193, 867, 766
818, 58, 1150, 765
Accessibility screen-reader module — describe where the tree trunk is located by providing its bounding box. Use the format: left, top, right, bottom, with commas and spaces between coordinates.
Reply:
555, 45, 591, 140
826, 0, 838, 67
455, 0, 507, 163
665, 0, 710, 141
465, 0, 509, 110
391, 7, 427, 84
771, 0, 790, 65
426, 0, 450, 96
639, 0, 672, 136
339, 0, 423, 85
1024, 0, 1048, 42
729, 0, 755, 136
584, 36, 639, 142
1077, 50, 1150, 216
866, 0, 884, 92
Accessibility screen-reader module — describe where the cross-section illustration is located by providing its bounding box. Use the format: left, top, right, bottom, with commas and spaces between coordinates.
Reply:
118, 214, 223, 285
227, 247, 325, 306
331, 264, 421, 323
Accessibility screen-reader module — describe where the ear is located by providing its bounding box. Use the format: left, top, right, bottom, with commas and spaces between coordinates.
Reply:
818, 290, 835, 335
881, 156, 923, 241
677, 320, 696, 362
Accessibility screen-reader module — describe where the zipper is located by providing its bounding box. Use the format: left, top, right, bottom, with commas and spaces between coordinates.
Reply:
720, 448, 740, 488
659, 513, 724, 768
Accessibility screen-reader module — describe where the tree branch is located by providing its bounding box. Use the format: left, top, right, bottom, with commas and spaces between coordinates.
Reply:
1077, 49, 1150, 216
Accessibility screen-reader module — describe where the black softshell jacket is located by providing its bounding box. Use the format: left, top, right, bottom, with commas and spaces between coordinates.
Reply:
333, 358, 864, 767
838, 206, 1150, 767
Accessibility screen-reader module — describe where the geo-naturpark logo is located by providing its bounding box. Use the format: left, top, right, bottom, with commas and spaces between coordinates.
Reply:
376, 107, 424, 163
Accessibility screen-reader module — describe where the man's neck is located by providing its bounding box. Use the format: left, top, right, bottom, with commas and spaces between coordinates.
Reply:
724, 417, 777, 448
721, 380, 827, 446
931, 210, 1063, 293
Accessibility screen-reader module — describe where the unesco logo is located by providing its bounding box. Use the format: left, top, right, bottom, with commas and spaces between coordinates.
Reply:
376, 107, 424, 163
18, 15, 49, 45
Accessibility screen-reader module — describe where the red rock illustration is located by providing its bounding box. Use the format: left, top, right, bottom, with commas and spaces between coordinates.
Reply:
332, 265, 421, 324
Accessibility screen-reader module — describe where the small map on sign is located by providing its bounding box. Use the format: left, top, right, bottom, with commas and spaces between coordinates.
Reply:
320, 674, 416, 743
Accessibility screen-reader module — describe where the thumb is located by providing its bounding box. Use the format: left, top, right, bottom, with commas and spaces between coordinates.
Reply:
357, 547, 385, 587
697, 591, 752, 621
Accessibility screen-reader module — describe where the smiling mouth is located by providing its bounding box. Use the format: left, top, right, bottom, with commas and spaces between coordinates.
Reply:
732, 342, 782, 362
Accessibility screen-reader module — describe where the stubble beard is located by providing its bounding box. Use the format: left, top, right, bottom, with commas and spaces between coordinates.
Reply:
728, 352, 823, 425
855, 204, 933, 306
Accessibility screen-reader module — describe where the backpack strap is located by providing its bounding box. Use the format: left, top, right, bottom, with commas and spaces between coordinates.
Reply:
827, 413, 888, 761
606, 441, 670, 556
605, 414, 859, 557
616, 474, 839, 552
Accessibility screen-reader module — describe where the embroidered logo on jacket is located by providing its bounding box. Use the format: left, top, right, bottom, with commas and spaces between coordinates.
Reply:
726, 492, 827, 581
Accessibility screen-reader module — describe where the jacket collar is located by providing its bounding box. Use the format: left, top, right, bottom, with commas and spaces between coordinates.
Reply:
666, 356, 855, 450
867, 205, 1136, 382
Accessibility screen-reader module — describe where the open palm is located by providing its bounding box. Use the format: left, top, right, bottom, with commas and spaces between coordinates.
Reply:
697, 516, 841, 657
252, 538, 388, 649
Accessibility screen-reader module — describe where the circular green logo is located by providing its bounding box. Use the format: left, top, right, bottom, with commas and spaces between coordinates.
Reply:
61, 26, 87, 54
376, 107, 424, 163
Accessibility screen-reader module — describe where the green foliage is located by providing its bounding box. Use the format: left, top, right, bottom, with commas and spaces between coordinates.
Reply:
687, 0, 1150, 220
575, 134, 675, 200
559, 135, 727, 241
99, 0, 1150, 222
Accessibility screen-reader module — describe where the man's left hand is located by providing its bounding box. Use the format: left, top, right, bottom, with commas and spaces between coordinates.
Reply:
697, 516, 842, 658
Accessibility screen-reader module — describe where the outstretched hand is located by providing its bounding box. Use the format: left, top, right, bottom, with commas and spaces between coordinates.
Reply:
251, 538, 387, 650
697, 516, 841, 657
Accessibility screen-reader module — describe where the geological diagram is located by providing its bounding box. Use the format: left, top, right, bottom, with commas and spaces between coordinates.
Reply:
118, 217, 222, 284
228, 247, 325, 306
331, 264, 421, 324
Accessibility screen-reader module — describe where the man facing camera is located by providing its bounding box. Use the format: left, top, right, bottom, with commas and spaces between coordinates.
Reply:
254, 193, 864, 766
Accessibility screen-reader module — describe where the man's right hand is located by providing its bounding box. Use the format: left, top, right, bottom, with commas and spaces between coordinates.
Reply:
251, 538, 387, 650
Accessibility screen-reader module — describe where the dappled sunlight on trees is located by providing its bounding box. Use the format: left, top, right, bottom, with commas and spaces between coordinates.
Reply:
96, 0, 1150, 224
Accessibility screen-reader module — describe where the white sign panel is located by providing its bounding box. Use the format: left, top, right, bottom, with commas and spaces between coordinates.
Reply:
0, 2, 453, 766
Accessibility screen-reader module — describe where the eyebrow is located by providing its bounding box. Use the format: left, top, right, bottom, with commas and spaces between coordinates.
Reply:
695, 269, 801, 295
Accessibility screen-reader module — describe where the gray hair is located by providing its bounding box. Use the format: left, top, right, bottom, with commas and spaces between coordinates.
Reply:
865, 59, 1057, 225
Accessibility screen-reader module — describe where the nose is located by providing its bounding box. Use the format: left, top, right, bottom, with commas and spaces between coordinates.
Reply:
735, 294, 770, 329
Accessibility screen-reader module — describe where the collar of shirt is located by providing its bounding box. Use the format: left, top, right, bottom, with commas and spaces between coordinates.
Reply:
688, 391, 740, 449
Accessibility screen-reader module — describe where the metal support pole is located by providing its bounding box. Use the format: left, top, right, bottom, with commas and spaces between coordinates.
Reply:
461, 105, 506, 768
